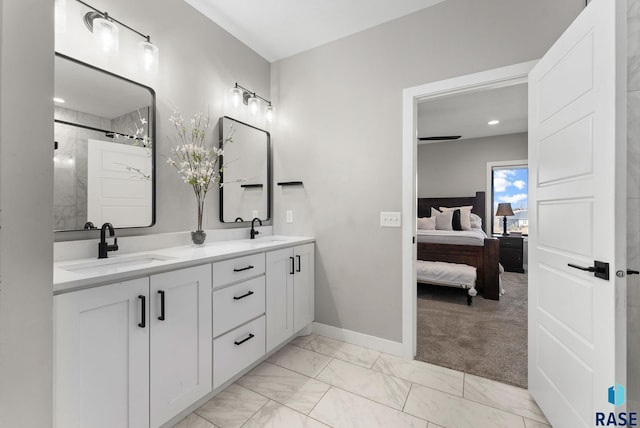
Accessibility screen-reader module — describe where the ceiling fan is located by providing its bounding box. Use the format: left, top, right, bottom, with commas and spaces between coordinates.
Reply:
417, 135, 462, 141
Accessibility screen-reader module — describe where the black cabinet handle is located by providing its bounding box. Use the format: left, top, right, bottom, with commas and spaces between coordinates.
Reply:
233, 291, 254, 300
233, 265, 254, 272
158, 290, 165, 321
138, 295, 146, 328
234, 333, 255, 346
296, 255, 301, 273
290, 257, 295, 275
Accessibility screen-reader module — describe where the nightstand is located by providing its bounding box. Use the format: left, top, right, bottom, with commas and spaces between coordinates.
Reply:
497, 235, 525, 273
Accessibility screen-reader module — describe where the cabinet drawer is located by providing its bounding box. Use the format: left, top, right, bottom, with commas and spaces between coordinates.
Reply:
213, 276, 265, 337
213, 315, 265, 389
500, 238, 522, 249
212, 253, 265, 289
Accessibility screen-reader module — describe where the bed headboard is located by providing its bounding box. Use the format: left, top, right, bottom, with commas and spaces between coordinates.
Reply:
417, 191, 486, 228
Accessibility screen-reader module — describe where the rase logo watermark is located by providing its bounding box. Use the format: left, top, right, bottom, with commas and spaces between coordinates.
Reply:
596, 384, 638, 426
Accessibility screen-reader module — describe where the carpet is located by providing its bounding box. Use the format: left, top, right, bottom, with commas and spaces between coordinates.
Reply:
416, 272, 528, 388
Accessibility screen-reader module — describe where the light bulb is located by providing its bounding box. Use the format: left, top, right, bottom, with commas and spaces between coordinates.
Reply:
248, 96, 259, 116
231, 87, 243, 108
93, 17, 119, 55
265, 104, 274, 122
139, 41, 159, 73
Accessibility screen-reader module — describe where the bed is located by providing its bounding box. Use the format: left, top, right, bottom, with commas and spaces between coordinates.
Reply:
417, 191, 501, 300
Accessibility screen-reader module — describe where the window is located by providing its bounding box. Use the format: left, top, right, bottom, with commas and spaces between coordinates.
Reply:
491, 165, 528, 235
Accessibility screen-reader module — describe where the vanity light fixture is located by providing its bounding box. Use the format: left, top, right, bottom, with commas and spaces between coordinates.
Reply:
231, 83, 274, 122
77, 0, 159, 72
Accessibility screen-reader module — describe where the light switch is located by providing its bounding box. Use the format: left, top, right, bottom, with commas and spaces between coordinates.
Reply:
286, 210, 293, 223
380, 212, 401, 227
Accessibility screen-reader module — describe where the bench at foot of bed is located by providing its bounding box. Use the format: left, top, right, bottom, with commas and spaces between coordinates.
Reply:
416, 260, 477, 305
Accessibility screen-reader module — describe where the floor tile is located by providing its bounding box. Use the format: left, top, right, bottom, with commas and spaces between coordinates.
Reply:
523, 418, 551, 428
290, 333, 318, 348
404, 383, 526, 428
373, 353, 464, 397
304, 335, 380, 368
316, 358, 411, 410
267, 344, 332, 378
194, 383, 267, 428
463, 374, 548, 424
236, 362, 330, 414
243, 400, 330, 428
172, 413, 217, 428
309, 387, 428, 428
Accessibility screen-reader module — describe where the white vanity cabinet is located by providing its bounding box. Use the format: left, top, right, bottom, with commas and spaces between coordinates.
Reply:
54, 264, 212, 428
266, 243, 315, 352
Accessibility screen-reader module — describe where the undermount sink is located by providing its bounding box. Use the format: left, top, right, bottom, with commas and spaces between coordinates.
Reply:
250, 236, 289, 246
59, 254, 175, 275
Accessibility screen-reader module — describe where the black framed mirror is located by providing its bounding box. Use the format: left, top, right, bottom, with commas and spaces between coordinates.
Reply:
219, 116, 271, 223
54, 52, 156, 232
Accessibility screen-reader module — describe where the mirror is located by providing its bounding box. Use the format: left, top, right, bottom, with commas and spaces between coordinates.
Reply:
54, 53, 155, 232
219, 116, 270, 223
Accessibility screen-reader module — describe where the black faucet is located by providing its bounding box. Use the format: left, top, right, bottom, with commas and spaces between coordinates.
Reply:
250, 218, 262, 239
98, 222, 119, 259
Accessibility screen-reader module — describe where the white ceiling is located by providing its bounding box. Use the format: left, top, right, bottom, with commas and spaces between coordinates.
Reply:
417, 84, 528, 144
184, 0, 447, 62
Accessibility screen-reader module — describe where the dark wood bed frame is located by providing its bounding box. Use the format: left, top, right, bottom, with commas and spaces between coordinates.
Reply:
417, 191, 500, 300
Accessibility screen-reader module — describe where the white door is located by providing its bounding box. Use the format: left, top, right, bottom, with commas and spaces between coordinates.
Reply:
266, 247, 294, 352
528, 0, 626, 426
149, 265, 212, 428
54, 278, 149, 428
293, 243, 315, 332
87, 139, 152, 227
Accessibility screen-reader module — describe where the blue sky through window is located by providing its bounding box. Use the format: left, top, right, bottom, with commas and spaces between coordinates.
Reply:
492, 167, 528, 234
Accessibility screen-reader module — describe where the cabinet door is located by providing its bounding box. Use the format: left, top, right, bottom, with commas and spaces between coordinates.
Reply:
150, 265, 212, 428
266, 247, 294, 352
54, 278, 149, 428
293, 243, 315, 332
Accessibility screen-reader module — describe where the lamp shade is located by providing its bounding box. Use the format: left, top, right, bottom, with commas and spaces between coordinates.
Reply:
139, 41, 159, 73
93, 17, 119, 55
495, 203, 514, 217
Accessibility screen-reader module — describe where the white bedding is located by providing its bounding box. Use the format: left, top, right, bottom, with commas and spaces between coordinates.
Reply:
416, 228, 487, 246
416, 261, 477, 300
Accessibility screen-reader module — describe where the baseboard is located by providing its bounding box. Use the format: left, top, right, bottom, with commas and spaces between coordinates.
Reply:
311, 322, 404, 356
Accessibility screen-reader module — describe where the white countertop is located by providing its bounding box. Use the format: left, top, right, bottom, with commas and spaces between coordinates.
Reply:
54, 235, 314, 294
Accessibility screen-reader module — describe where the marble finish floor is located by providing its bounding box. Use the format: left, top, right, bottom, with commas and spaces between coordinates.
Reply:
173, 334, 551, 428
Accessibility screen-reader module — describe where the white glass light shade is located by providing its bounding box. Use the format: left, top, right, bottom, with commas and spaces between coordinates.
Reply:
139, 41, 159, 73
93, 17, 119, 55
55, 0, 67, 33
265, 105, 274, 122
248, 96, 260, 116
231, 87, 243, 108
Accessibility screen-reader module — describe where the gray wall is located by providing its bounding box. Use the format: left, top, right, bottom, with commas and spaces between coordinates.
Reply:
0, 0, 54, 427
271, 0, 583, 342
54, 0, 272, 240
627, 0, 640, 412
417, 133, 528, 198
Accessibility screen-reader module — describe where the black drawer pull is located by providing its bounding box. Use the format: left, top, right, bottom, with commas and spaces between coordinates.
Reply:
234, 333, 255, 346
233, 291, 254, 300
296, 255, 301, 272
290, 257, 295, 275
138, 295, 146, 328
233, 265, 254, 272
158, 290, 165, 321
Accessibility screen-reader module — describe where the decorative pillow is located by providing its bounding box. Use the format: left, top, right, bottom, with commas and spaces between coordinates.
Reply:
417, 217, 435, 230
452, 209, 463, 231
470, 213, 483, 229
440, 206, 472, 230
435, 209, 454, 230
430, 207, 441, 218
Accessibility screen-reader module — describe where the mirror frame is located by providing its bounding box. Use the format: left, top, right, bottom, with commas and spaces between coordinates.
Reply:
219, 116, 271, 223
54, 52, 157, 232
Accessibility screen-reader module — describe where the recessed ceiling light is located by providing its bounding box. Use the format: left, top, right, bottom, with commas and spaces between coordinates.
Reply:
53, 97, 66, 103
488, 119, 500, 125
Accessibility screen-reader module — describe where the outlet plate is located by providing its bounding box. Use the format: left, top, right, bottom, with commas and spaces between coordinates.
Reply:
286, 210, 293, 223
380, 212, 401, 227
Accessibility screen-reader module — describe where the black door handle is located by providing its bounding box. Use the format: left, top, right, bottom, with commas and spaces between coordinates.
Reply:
296, 255, 301, 273
233, 265, 254, 272
233, 291, 254, 300
158, 290, 165, 321
138, 295, 146, 328
234, 333, 255, 346
628, 269, 640, 275
568, 260, 610, 280
290, 257, 295, 275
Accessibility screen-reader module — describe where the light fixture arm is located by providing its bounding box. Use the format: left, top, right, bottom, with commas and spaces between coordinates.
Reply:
234, 82, 271, 106
76, 0, 151, 42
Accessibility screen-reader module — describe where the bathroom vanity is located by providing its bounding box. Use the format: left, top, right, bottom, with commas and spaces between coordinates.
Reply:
53, 236, 314, 428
